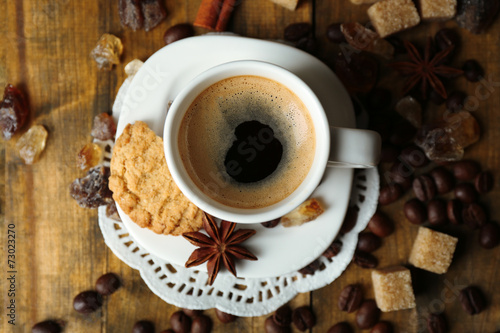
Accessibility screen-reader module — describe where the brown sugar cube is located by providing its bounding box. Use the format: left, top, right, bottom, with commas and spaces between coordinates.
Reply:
420, 0, 457, 20
409, 227, 458, 274
372, 266, 416, 312
268, 0, 299, 11
367, 0, 420, 37
350, 0, 380, 4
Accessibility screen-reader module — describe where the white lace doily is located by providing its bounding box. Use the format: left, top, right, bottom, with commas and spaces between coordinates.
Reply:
97, 70, 380, 317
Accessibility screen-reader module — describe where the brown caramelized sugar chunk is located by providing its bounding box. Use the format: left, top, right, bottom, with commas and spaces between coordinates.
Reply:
0, 84, 29, 140
409, 227, 458, 274
142, 0, 167, 31
420, 0, 457, 20
372, 266, 416, 312
119, 0, 143, 31
16, 125, 48, 164
341, 22, 394, 59
367, 0, 420, 38
70, 166, 113, 208
90, 34, 123, 70
77, 143, 103, 171
91, 113, 117, 141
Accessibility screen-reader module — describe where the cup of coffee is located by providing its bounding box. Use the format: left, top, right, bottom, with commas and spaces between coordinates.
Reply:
164, 60, 380, 223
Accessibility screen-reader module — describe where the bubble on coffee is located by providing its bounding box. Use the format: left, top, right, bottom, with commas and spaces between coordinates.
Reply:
178, 75, 315, 209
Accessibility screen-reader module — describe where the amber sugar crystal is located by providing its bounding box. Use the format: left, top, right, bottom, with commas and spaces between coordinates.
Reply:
367, 0, 420, 38
0, 84, 29, 140
76, 143, 103, 171
372, 266, 416, 312
91, 113, 116, 141
409, 227, 458, 274
90, 34, 123, 71
16, 125, 48, 165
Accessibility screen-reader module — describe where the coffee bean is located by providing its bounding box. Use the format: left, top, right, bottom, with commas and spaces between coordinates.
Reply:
326, 23, 346, 44
292, 306, 316, 331
340, 206, 358, 233
479, 222, 500, 249
133, 320, 155, 333
435, 28, 460, 52
160, 330, 175, 333
452, 160, 480, 180
95, 272, 121, 296
380, 144, 400, 164
170, 310, 192, 333
463, 59, 484, 82
353, 251, 378, 269
215, 308, 236, 323
356, 300, 380, 329
356, 233, 382, 253
389, 161, 413, 189
447, 199, 463, 225
462, 203, 487, 229
404, 198, 427, 225
163, 23, 194, 45
273, 304, 292, 326
296, 36, 318, 55
379, 184, 403, 205
338, 284, 363, 313
73, 291, 103, 314
323, 239, 343, 258
371, 321, 393, 333
413, 175, 436, 201
191, 314, 212, 333
327, 322, 353, 333
261, 219, 280, 228
455, 183, 478, 204
446, 91, 466, 113
298, 259, 321, 275
387, 36, 406, 55
427, 313, 447, 333
400, 145, 429, 168
284, 22, 311, 42
368, 212, 394, 238
265, 316, 291, 333
183, 308, 203, 317
32, 320, 62, 333
430, 167, 455, 194
460, 286, 486, 315
475, 171, 494, 194
428, 199, 448, 225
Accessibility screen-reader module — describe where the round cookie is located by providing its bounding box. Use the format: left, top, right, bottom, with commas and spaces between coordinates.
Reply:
109, 121, 203, 236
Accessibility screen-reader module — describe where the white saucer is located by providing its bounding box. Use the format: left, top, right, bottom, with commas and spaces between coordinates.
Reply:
115, 35, 356, 278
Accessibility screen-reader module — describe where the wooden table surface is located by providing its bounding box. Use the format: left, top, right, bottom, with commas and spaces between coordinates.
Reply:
1, 0, 499, 332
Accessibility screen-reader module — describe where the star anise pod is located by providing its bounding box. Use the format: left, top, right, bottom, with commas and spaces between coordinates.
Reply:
390, 38, 463, 99
182, 213, 257, 285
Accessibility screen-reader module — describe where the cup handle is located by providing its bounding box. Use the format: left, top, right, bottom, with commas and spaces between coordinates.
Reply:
327, 127, 381, 168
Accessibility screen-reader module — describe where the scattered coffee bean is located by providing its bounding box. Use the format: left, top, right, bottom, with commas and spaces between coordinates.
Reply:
356, 233, 382, 253
284, 22, 311, 42
446, 91, 465, 113
463, 59, 484, 82
215, 308, 236, 323
292, 306, 316, 331
379, 184, 403, 205
95, 272, 121, 296
298, 259, 321, 275
265, 316, 291, 333
73, 290, 103, 314
447, 199, 463, 225
455, 183, 478, 204
475, 171, 494, 194
327, 322, 353, 333
452, 160, 480, 180
389, 161, 413, 189
261, 219, 280, 228
32, 320, 62, 333
338, 284, 363, 313
460, 286, 486, 315
160, 330, 175, 333
163, 23, 194, 45
353, 251, 378, 269
404, 198, 427, 225
435, 28, 460, 52
371, 321, 393, 333
296, 36, 318, 55
428, 199, 448, 225
323, 239, 343, 258
183, 308, 203, 317
387, 36, 406, 55
356, 300, 380, 329
413, 175, 436, 201
400, 145, 429, 168
479, 222, 500, 249
340, 206, 358, 234
326, 23, 346, 44
462, 203, 487, 229
170, 310, 192, 333
133, 320, 155, 333
430, 167, 455, 194
380, 144, 400, 164
191, 314, 212, 333
427, 313, 447, 333
273, 304, 292, 327
368, 212, 394, 238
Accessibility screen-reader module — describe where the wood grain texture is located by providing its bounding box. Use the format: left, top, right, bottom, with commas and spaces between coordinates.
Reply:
0, 0, 499, 332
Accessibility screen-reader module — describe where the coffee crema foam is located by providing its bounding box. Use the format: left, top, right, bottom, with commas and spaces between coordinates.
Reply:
178, 75, 316, 209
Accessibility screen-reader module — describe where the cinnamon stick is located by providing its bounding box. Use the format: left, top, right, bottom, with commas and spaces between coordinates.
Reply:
194, 0, 238, 32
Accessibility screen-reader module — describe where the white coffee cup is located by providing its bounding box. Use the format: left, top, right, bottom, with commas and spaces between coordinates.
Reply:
164, 60, 380, 224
